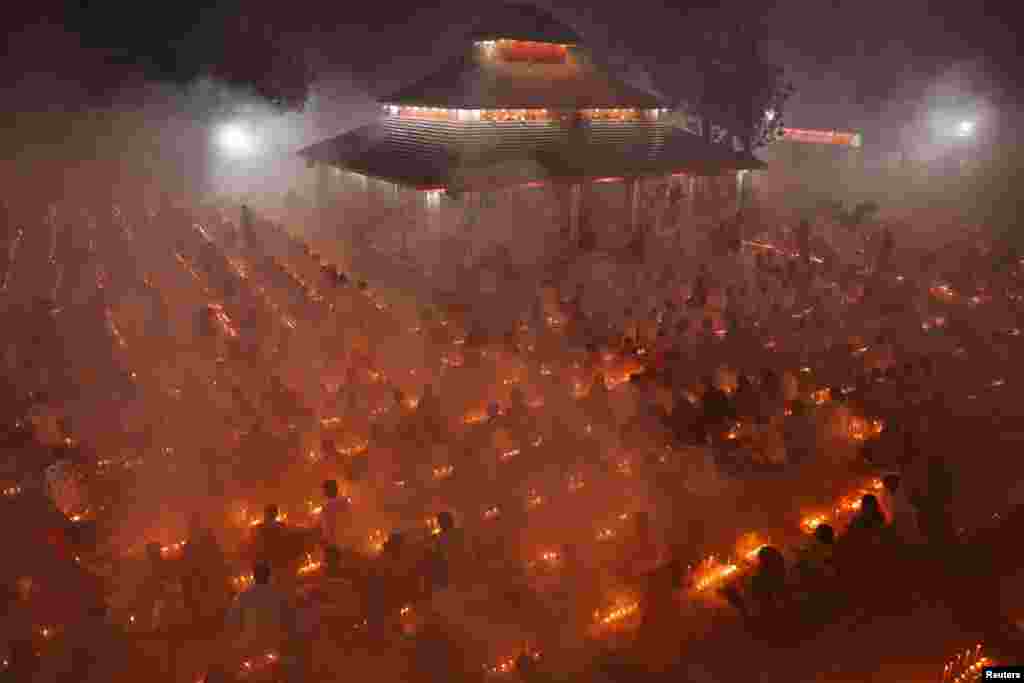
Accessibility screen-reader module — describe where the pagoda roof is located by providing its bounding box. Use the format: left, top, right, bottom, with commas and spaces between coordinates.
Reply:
380, 54, 663, 109
468, 4, 583, 45
299, 117, 765, 191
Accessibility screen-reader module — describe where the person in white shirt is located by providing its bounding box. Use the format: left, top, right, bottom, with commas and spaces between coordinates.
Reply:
220, 562, 297, 676
879, 474, 921, 544
319, 479, 350, 567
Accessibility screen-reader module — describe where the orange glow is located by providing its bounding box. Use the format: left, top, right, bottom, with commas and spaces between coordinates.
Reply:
801, 514, 829, 534
297, 553, 323, 576
367, 529, 387, 554
433, 464, 455, 480
693, 558, 739, 592
160, 540, 187, 557
593, 599, 640, 626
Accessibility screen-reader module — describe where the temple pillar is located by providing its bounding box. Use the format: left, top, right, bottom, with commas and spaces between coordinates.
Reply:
625, 177, 640, 234
315, 164, 329, 238
557, 182, 580, 246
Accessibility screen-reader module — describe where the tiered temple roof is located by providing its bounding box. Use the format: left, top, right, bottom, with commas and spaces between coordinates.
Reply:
298, 4, 763, 191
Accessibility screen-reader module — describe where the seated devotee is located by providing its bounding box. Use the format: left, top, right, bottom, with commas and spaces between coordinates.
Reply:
44, 602, 138, 683
427, 511, 469, 591
618, 511, 662, 583
414, 384, 446, 445
795, 524, 837, 585
720, 546, 788, 624
844, 495, 888, 549
136, 541, 181, 633
732, 373, 759, 420
879, 474, 922, 544
699, 375, 734, 444
182, 512, 232, 630
247, 504, 304, 578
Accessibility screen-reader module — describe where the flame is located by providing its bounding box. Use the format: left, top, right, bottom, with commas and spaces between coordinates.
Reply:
526, 490, 544, 509
367, 529, 387, 554
239, 651, 279, 674
692, 557, 739, 592
433, 464, 455, 480
483, 506, 501, 520
160, 540, 187, 557
297, 553, 322, 575
249, 512, 288, 527
539, 550, 561, 565
593, 599, 640, 626
568, 475, 585, 493
847, 416, 878, 441
338, 440, 370, 457
232, 572, 255, 591
500, 448, 520, 462
811, 388, 831, 405
801, 514, 829, 534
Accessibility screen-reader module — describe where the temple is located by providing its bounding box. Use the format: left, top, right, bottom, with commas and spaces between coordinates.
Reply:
298, 3, 764, 271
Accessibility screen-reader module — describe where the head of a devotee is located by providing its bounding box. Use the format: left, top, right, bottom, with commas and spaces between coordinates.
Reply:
146, 541, 162, 563
253, 562, 271, 585
814, 524, 835, 545
263, 504, 279, 524
437, 510, 454, 533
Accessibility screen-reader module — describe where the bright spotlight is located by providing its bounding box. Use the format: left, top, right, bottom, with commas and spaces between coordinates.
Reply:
216, 123, 256, 157
957, 120, 975, 137
765, 109, 776, 122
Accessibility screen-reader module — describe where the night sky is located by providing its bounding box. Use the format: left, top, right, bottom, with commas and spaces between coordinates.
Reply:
3, 1, 1019, 146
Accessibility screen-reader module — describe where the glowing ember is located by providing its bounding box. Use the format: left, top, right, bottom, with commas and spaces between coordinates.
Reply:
848, 416, 884, 441
743, 544, 768, 561
239, 651, 279, 674
486, 650, 541, 676
367, 529, 387, 554
338, 440, 370, 457
593, 599, 640, 626
297, 553, 322, 575
233, 572, 256, 591
249, 512, 288, 527
811, 388, 831, 405
693, 558, 739, 592
539, 550, 561, 565
160, 540, 187, 557
801, 514, 829, 534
